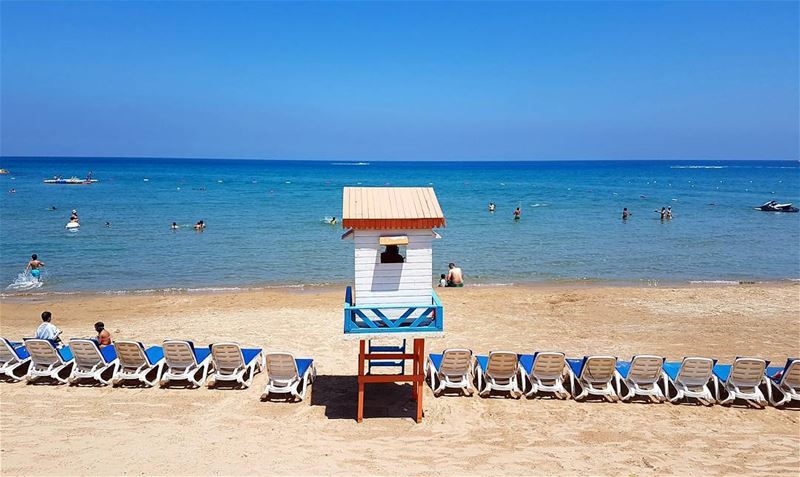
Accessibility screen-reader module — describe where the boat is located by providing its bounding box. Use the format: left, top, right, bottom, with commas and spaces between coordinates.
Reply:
755, 201, 799, 213
44, 176, 98, 185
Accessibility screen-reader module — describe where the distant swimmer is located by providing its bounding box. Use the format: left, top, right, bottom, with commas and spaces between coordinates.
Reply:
70, 209, 79, 223
194, 220, 205, 231
8, 188, 15, 193
26, 254, 45, 282
513, 207, 521, 220
658, 207, 666, 220
323, 216, 337, 225
666, 206, 673, 219
49, 206, 57, 211
488, 202, 496, 212
105, 221, 111, 227
171, 222, 179, 230
622, 207, 630, 220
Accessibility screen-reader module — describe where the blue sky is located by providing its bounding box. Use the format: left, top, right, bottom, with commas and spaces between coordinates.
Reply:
1, 1, 797, 161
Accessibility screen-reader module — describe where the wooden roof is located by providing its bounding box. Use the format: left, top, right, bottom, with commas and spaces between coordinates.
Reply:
342, 187, 446, 230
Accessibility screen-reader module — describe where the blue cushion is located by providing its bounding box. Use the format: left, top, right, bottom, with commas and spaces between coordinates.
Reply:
145, 346, 164, 364
100, 345, 117, 362
662, 361, 682, 380
241, 348, 262, 366
475, 355, 489, 373
428, 353, 443, 371
13, 344, 30, 360
766, 366, 784, 381
616, 361, 632, 378
58, 346, 73, 362
193, 347, 211, 363
296, 358, 314, 377
713, 364, 732, 382
566, 357, 586, 377
518, 353, 536, 374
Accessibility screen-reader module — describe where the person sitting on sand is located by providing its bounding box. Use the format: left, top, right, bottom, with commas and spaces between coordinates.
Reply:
94, 322, 112, 348
194, 220, 205, 230
35, 311, 63, 346
446, 263, 464, 287
438, 273, 447, 287
171, 222, 179, 230
380, 245, 404, 263
25, 254, 45, 282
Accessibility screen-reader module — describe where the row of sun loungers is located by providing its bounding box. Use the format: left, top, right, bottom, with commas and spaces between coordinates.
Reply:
0, 338, 315, 401
427, 350, 800, 408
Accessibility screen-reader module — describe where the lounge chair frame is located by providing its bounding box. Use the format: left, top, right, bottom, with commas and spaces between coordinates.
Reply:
519, 352, 570, 399
665, 357, 717, 405
0, 338, 31, 381
426, 349, 474, 396
568, 355, 618, 402
615, 355, 667, 403
714, 357, 769, 409
262, 352, 316, 401
766, 358, 800, 408
473, 351, 522, 398
209, 342, 264, 389
113, 341, 165, 387
161, 340, 213, 388
69, 338, 119, 385
24, 339, 74, 384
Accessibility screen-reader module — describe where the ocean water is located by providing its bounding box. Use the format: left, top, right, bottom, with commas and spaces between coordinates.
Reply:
0, 157, 798, 295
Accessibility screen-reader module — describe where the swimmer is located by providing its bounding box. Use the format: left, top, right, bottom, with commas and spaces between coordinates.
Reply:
70, 209, 79, 223
49, 206, 57, 211
622, 207, 630, 220
25, 254, 45, 282
666, 206, 673, 219
194, 220, 205, 231
488, 202, 496, 212
105, 221, 111, 227
171, 222, 179, 230
513, 207, 521, 220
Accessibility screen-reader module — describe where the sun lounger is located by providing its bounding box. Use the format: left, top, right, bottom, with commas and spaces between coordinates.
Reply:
567, 356, 618, 401
161, 340, 213, 388
766, 358, 800, 408
209, 342, 264, 388
518, 352, 569, 399
663, 357, 717, 405
23, 338, 74, 384
426, 349, 473, 396
473, 351, 521, 397
69, 338, 119, 385
0, 338, 31, 381
113, 340, 165, 387
261, 352, 316, 401
615, 355, 667, 402
713, 357, 769, 408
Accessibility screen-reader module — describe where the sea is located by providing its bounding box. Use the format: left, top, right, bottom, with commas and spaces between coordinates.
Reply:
1, 157, 798, 296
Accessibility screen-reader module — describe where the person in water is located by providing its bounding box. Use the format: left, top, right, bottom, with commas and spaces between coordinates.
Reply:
446, 263, 464, 287
26, 254, 45, 281
171, 222, 179, 230
194, 220, 205, 230
513, 207, 521, 220
659, 207, 666, 220
35, 311, 63, 346
666, 206, 673, 219
622, 208, 630, 220
438, 273, 447, 287
94, 322, 112, 348
70, 209, 79, 221
380, 245, 404, 263
105, 221, 111, 227
488, 202, 496, 212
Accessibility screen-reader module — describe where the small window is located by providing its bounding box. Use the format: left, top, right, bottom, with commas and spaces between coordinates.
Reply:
380, 244, 406, 263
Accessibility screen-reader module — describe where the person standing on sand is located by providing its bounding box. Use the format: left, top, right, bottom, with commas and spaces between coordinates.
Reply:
35, 311, 63, 346
26, 254, 45, 281
446, 263, 464, 287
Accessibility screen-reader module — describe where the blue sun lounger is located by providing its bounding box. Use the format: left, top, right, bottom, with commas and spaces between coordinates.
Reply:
663, 357, 717, 405
518, 352, 569, 399
713, 357, 769, 408
161, 340, 213, 387
69, 338, 120, 385
766, 358, 800, 408
113, 341, 166, 387
0, 338, 31, 381
566, 355, 618, 402
209, 342, 264, 389
615, 355, 666, 402
23, 338, 74, 384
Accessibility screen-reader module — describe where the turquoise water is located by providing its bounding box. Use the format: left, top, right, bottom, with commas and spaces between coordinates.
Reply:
1, 158, 798, 294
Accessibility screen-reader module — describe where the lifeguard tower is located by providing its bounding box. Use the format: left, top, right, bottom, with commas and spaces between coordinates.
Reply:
341, 187, 445, 422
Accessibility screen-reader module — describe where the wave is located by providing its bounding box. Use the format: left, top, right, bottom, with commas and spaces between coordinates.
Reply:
330, 162, 370, 166
5, 271, 44, 291
670, 165, 728, 169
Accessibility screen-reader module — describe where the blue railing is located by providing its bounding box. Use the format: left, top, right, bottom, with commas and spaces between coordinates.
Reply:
343, 286, 444, 334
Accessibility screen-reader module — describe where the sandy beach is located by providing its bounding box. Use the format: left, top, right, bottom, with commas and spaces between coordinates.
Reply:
1, 283, 799, 476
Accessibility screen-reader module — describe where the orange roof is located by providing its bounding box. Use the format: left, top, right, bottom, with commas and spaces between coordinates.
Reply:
342, 187, 446, 230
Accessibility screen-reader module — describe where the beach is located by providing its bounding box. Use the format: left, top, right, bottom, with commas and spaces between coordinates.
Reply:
1, 283, 798, 476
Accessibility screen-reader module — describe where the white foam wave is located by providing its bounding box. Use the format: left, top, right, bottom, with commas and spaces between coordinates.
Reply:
670, 165, 727, 169
6, 271, 44, 291
330, 162, 370, 166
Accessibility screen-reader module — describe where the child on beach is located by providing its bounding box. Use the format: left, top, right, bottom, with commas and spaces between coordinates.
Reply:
34, 311, 63, 347
25, 254, 45, 282
438, 274, 447, 287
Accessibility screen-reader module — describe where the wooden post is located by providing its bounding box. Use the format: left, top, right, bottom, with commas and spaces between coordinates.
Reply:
357, 339, 365, 423
415, 338, 424, 423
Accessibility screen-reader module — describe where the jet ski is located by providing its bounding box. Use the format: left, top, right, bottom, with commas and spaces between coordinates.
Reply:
755, 201, 799, 213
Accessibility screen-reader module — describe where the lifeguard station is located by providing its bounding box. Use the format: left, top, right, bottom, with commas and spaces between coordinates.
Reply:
341, 187, 445, 422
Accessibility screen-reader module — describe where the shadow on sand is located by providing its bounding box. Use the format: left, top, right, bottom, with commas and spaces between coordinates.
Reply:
310, 374, 422, 421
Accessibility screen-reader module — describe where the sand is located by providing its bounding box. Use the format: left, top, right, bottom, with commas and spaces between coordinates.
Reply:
1, 283, 799, 476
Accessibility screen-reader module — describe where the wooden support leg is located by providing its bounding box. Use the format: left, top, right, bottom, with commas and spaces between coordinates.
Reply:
416, 339, 424, 423
411, 339, 419, 400
357, 340, 365, 423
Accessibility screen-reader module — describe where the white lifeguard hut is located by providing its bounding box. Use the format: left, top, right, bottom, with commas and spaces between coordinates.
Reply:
341, 186, 446, 422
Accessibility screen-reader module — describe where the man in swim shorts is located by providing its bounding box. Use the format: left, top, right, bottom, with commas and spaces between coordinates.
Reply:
26, 254, 45, 281
446, 263, 464, 287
